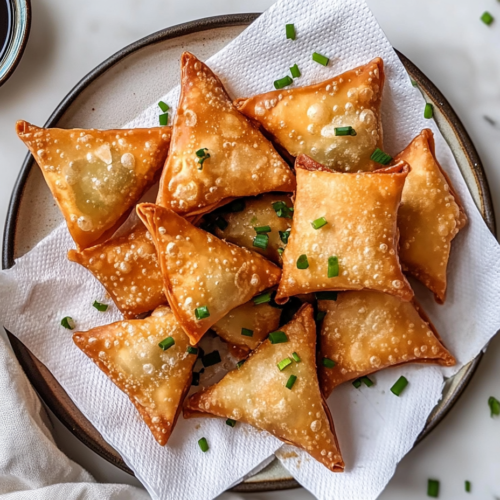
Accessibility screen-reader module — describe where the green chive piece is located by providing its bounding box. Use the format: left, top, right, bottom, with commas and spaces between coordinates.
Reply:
274, 76, 293, 90
312, 52, 329, 66
286, 374, 297, 390
279, 230, 290, 244
285, 23, 296, 40
226, 199, 245, 212
253, 291, 272, 305
254, 225, 271, 234
198, 437, 209, 452
195, 306, 210, 320
391, 376, 409, 396
481, 11, 494, 25
311, 217, 327, 230
290, 64, 301, 78
272, 201, 293, 219
277, 248, 285, 257
424, 103, 434, 119
328, 256, 339, 278
187, 346, 198, 355
191, 372, 200, 386
315, 311, 326, 322
236, 359, 246, 369
465, 480, 471, 493
60, 317, 75, 330
241, 328, 254, 337
93, 301, 108, 312
214, 216, 228, 231
361, 376, 374, 387
253, 234, 269, 250
159, 336, 175, 351
334, 126, 357, 136
159, 113, 169, 126
202, 350, 221, 367
370, 148, 393, 165
296, 254, 309, 269
269, 331, 288, 344
195, 148, 210, 170
291, 352, 301, 363
322, 357, 335, 368
488, 396, 500, 417
315, 291, 338, 301
352, 378, 362, 389
411, 79, 418, 87
277, 357, 293, 371
427, 479, 439, 498
158, 101, 169, 112
226, 418, 237, 427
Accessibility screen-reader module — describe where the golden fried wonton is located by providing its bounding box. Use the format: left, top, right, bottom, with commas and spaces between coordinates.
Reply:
318, 291, 456, 397
68, 224, 166, 318
234, 58, 384, 172
136, 203, 282, 345
395, 129, 467, 303
156, 52, 296, 216
185, 304, 344, 472
16, 121, 171, 249
276, 155, 413, 302
73, 306, 196, 445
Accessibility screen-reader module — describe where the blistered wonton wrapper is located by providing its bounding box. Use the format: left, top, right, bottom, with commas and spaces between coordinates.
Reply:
156, 52, 296, 217
318, 291, 455, 398
68, 224, 166, 318
73, 306, 196, 446
185, 304, 344, 472
276, 155, 413, 302
16, 121, 171, 249
234, 58, 384, 172
137, 203, 282, 345
395, 129, 467, 303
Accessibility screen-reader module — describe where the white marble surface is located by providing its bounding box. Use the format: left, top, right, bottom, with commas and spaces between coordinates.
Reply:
1, 0, 500, 498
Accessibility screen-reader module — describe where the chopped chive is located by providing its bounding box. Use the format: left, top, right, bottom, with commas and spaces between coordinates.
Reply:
254, 225, 271, 234
279, 230, 290, 244
214, 216, 228, 231
191, 372, 200, 386
241, 328, 254, 337
334, 126, 357, 136
488, 396, 500, 417
60, 317, 75, 330
236, 359, 246, 369
391, 376, 409, 396
285, 23, 296, 40
195, 306, 210, 320
322, 357, 336, 368
361, 376, 374, 387
253, 291, 272, 305
226, 199, 245, 212
291, 352, 301, 363
226, 418, 237, 427
311, 217, 327, 230
481, 11, 494, 25
290, 64, 301, 78
253, 234, 269, 250
424, 103, 434, 119
195, 148, 210, 170
277, 357, 293, 371
159, 336, 175, 351
202, 350, 221, 367
411, 79, 418, 87
274, 76, 293, 90
312, 52, 329, 66
272, 201, 293, 219
198, 437, 209, 452
370, 148, 393, 165
465, 480, 471, 493
427, 479, 439, 498
277, 248, 284, 257
159, 113, 169, 126
315, 291, 338, 301
93, 300, 108, 312
158, 101, 169, 112
352, 378, 362, 389
286, 374, 297, 390
187, 346, 198, 355
328, 256, 339, 278
296, 254, 309, 269
315, 311, 326, 322
269, 331, 288, 344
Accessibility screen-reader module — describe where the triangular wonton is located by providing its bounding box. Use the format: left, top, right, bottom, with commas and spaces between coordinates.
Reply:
318, 291, 455, 397
185, 304, 344, 472
73, 306, 196, 445
68, 224, 166, 318
235, 58, 384, 172
156, 52, 296, 216
16, 121, 171, 249
395, 129, 467, 303
136, 203, 282, 345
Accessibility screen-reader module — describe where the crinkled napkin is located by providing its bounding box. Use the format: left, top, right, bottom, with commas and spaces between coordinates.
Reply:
1, 0, 500, 499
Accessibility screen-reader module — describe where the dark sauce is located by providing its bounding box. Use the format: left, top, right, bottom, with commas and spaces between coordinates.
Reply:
0, 0, 12, 62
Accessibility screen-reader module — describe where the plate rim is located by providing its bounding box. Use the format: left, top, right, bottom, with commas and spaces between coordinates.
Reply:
2, 12, 496, 493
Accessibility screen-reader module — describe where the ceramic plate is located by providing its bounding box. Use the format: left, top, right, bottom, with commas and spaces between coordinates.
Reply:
2, 13, 495, 493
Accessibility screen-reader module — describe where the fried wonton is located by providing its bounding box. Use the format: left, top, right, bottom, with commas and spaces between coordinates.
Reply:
16, 121, 171, 249
156, 52, 296, 217
276, 155, 413, 302
206, 193, 293, 264
395, 129, 467, 303
73, 306, 196, 445
318, 291, 455, 397
68, 224, 166, 318
234, 58, 384, 172
185, 304, 344, 472
212, 300, 282, 353
137, 203, 282, 345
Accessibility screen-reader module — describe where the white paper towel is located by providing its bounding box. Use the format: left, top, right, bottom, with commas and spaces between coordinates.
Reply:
2, 0, 500, 499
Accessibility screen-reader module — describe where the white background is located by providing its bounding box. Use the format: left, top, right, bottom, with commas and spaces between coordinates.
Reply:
1, 0, 500, 498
